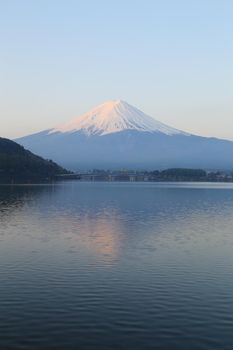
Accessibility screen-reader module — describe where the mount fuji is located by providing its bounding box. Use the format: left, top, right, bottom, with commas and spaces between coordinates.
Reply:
16, 100, 233, 170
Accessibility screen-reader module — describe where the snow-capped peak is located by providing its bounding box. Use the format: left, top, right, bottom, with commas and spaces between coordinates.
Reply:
49, 100, 187, 136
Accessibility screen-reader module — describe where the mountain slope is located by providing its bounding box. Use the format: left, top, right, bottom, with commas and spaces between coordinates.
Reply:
16, 101, 233, 170
50, 100, 187, 136
0, 137, 68, 183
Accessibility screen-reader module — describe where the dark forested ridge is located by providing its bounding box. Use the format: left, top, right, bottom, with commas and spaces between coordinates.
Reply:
0, 137, 68, 183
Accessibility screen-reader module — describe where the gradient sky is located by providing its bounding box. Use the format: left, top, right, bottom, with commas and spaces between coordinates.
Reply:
1, 0, 233, 140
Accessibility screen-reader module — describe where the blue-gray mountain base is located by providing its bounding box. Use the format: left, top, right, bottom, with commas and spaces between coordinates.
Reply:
16, 100, 233, 170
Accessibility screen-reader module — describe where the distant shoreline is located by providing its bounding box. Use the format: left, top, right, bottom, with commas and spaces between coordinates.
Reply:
1, 180, 233, 187
56, 168, 233, 183
1, 168, 233, 185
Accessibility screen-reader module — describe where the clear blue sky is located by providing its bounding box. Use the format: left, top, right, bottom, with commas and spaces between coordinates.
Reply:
1, 0, 233, 139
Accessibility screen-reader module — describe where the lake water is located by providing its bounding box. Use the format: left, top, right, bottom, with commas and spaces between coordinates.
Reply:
1, 182, 233, 349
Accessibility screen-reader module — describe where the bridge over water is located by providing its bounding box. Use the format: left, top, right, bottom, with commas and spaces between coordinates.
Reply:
56, 173, 150, 182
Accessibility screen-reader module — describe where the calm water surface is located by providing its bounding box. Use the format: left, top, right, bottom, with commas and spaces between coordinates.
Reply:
1, 182, 233, 349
